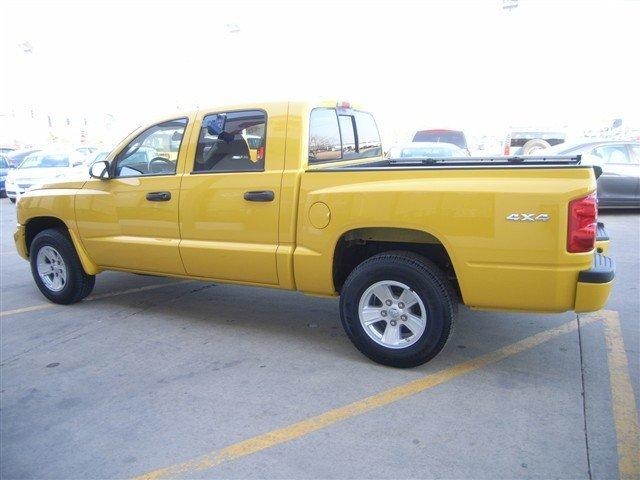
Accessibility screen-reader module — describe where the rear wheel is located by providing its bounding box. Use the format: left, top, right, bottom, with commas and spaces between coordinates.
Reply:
29, 228, 95, 304
340, 251, 456, 368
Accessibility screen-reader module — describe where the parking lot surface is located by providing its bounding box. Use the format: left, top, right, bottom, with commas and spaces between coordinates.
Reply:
1, 199, 638, 479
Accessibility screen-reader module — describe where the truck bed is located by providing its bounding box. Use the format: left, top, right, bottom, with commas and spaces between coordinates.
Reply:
297, 161, 600, 312
318, 155, 588, 170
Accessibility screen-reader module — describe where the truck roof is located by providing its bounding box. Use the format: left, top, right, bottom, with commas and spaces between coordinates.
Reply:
150, 100, 367, 125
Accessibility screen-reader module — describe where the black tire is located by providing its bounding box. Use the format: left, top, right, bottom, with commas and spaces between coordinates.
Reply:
9, 197, 16, 204
339, 251, 456, 368
29, 228, 95, 304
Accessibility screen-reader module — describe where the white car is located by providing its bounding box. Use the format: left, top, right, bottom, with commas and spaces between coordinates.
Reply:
386, 142, 469, 159
5, 151, 87, 203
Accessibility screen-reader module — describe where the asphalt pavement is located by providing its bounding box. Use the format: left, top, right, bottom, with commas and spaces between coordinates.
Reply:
0, 198, 637, 479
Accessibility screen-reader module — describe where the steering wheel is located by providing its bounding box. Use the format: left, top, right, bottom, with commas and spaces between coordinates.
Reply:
148, 157, 174, 174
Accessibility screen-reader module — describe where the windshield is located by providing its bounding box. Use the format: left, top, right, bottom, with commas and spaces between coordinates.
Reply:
413, 130, 467, 149
19, 153, 70, 169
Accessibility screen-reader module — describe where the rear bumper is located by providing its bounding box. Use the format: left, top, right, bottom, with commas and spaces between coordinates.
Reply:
574, 253, 614, 313
595, 222, 610, 254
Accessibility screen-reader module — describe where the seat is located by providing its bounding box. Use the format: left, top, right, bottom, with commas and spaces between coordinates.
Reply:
197, 135, 260, 172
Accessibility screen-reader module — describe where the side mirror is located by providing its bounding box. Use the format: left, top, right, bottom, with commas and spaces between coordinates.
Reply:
9, 164, 16, 169
89, 160, 110, 179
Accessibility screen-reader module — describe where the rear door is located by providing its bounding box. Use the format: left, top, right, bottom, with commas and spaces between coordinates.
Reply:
178, 104, 287, 285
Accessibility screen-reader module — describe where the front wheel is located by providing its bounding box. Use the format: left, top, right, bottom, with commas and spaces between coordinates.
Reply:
29, 228, 95, 304
340, 252, 456, 368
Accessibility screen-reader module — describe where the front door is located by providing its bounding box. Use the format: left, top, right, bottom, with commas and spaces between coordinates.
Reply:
76, 117, 192, 274
178, 106, 286, 285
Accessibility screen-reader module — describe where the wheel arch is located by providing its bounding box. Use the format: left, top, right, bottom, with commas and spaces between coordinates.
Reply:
24, 216, 69, 253
24, 216, 100, 275
332, 227, 461, 299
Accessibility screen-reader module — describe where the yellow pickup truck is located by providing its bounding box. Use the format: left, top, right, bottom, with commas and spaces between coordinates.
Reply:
14, 101, 614, 367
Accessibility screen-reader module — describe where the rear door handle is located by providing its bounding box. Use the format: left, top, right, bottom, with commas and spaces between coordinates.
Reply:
244, 190, 274, 202
146, 191, 171, 202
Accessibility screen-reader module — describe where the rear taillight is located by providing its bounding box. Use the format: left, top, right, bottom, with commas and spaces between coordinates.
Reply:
567, 193, 597, 253
503, 144, 510, 156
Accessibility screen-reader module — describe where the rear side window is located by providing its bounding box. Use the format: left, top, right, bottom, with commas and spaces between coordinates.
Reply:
309, 108, 382, 163
592, 145, 631, 164
194, 110, 266, 173
309, 109, 342, 163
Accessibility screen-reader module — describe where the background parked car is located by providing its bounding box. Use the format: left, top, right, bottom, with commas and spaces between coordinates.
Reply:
412, 129, 470, 155
0, 147, 16, 155
0, 155, 9, 197
547, 140, 639, 208
503, 129, 566, 155
5, 150, 87, 203
74, 146, 98, 156
86, 149, 111, 167
387, 141, 469, 159
5, 148, 42, 168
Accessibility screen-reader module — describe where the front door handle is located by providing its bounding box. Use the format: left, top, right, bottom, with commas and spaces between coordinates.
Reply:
244, 190, 274, 202
146, 191, 171, 202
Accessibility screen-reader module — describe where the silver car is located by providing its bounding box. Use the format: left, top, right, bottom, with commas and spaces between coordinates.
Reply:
552, 141, 639, 208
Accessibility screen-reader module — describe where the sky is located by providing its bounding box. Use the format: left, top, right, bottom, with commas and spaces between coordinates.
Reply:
1, 0, 639, 146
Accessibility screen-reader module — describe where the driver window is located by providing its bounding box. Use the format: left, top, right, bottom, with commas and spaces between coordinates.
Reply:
114, 118, 187, 177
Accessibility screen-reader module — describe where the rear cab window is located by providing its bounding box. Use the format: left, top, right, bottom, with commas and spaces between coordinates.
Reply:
308, 107, 382, 164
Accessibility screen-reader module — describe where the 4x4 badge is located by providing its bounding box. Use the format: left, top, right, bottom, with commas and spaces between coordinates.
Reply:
506, 213, 550, 222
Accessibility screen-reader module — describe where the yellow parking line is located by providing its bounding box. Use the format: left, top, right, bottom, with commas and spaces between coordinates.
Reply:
0, 281, 190, 317
134, 313, 602, 480
601, 310, 639, 479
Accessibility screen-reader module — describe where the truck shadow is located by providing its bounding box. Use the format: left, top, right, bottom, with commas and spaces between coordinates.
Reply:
94, 275, 579, 372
